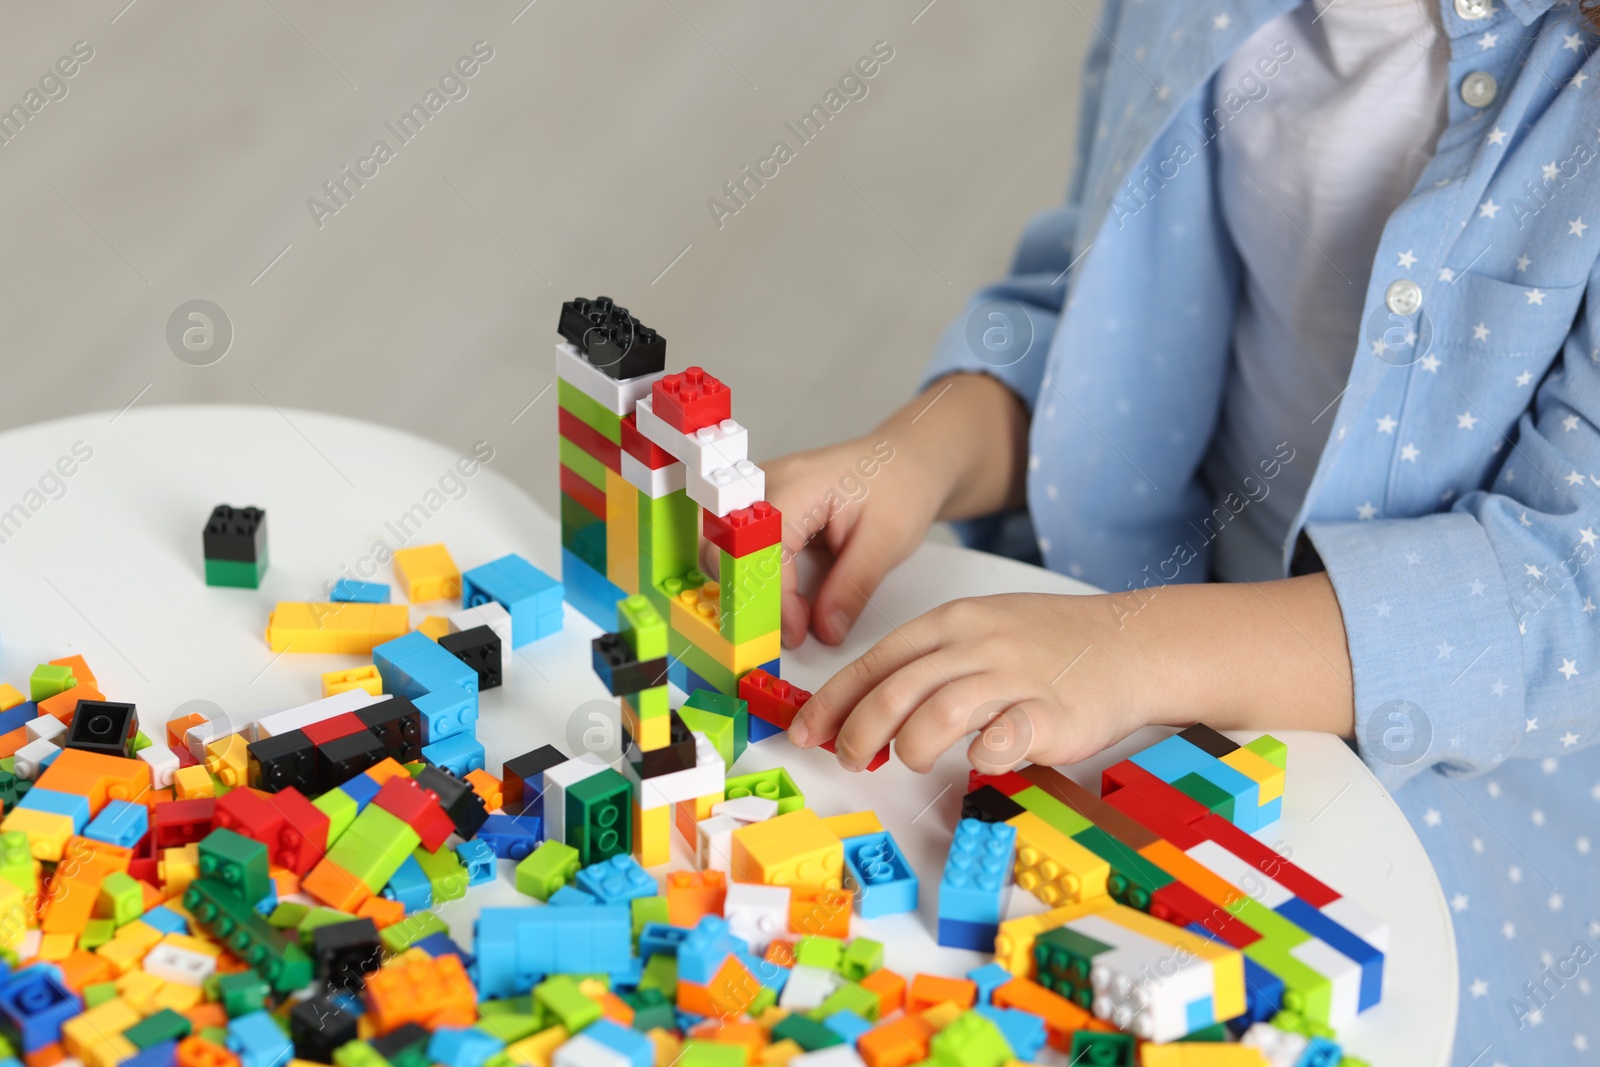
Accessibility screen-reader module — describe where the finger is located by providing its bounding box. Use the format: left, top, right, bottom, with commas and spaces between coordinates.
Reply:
789, 611, 943, 748
894, 676, 1017, 773
811, 516, 908, 645
832, 654, 970, 772
966, 700, 1053, 775
781, 588, 810, 649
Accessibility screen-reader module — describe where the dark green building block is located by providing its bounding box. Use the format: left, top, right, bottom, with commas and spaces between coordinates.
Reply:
1070, 826, 1173, 909
184, 877, 314, 994
124, 1009, 193, 1050
565, 768, 632, 866
198, 828, 272, 905
1068, 1031, 1135, 1067
204, 555, 269, 589
770, 1014, 844, 1052
1172, 771, 1236, 821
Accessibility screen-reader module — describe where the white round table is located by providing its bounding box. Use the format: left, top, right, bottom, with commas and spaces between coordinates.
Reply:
0, 407, 1456, 1064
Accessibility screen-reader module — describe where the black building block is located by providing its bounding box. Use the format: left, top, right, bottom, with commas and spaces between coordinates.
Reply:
626, 710, 696, 779
1178, 723, 1240, 759
247, 730, 316, 794
415, 766, 489, 840
315, 730, 386, 792
289, 995, 359, 1063
501, 743, 567, 816
203, 505, 267, 562
439, 626, 503, 691
310, 918, 383, 992
557, 296, 667, 380
591, 634, 669, 696
64, 700, 138, 758
370, 1024, 431, 1067
357, 696, 423, 764
961, 784, 1027, 825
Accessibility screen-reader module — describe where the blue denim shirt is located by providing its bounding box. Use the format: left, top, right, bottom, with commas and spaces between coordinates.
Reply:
924, 2, 1600, 1061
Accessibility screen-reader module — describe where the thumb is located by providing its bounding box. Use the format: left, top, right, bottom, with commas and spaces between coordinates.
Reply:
810, 516, 907, 645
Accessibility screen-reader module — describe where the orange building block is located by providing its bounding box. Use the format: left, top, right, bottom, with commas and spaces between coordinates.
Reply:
57, 951, 114, 993
464, 770, 503, 812
49, 656, 98, 689
40, 838, 130, 934
763, 939, 796, 967
666, 869, 727, 927
363, 953, 478, 1033
992, 977, 1097, 1049
0, 729, 27, 760
301, 860, 372, 913
356, 895, 404, 929
176, 1037, 239, 1067
183, 1004, 230, 1032
597, 991, 634, 1027
167, 713, 207, 750
906, 974, 977, 1013
35, 750, 152, 812
38, 684, 103, 725
788, 886, 850, 938
23, 1043, 65, 1067
858, 968, 906, 1017
690, 1021, 765, 1061
858, 1013, 934, 1067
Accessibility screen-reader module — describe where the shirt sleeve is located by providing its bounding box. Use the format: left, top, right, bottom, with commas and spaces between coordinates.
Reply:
1305, 266, 1600, 791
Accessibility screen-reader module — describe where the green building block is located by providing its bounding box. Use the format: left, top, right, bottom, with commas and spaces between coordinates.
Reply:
639, 953, 677, 995
199, 1027, 229, 1046
749, 987, 777, 1015
1171, 771, 1235, 821
477, 996, 531, 1017
719, 544, 781, 644
124, 1008, 192, 1050
0, 771, 24, 814
131, 731, 153, 754
413, 845, 469, 903
333, 1041, 393, 1067
380, 910, 447, 955
770, 1015, 844, 1052
618, 595, 668, 661
77, 919, 115, 952
81, 981, 118, 1009
840, 938, 884, 982
473, 1014, 542, 1045
565, 769, 632, 866
723, 767, 803, 814
1034, 925, 1111, 1008
312, 788, 359, 845
212, 971, 269, 1017
678, 1040, 749, 1067
204, 556, 269, 589
681, 690, 748, 767
98, 873, 144, 927
640, 491, 699, 589
1010, 785, 1094, 837
534, 975, 602, 1033
1244, 734, 1288, 770
295, 907, 363, 940
563, 496, 607, 575
378, 1027, 430, 1067
793, 935, 845, 972
558, 381, 624, 443
631, 895, 668, 941
928, 1011, 1009, 1067
559, 437, 607, 491
198, 828, 272, 905
1068, 1031, 1135, 1067
0, 833, 29, 899
811, 980, 880, 1022
325, 805, 420, 892
267, 902, 309, 929
28, 665, 75, 703
515, 840, 581, 901
183, 877, 314, 994
666, 628, 737, 697
1070, 826, 1173, 910
621, 987, 676, 1032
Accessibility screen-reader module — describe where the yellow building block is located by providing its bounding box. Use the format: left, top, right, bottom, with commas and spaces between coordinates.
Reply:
114, 920, 164, 953
172, 765, 215, 800
1, 808, 74, 862
647, 1030, 681, 1067
758, 1039, 803, 1066
605, 469, 640, 596
1139, 1044, 1269, 1067
97, 935, 151, 976
634, 800, 671, 868
821, 812, 884, 840
204, 735, 248, 788
668, 581, 781, 674
0, 684, 23, 712
84, 1037, 139, 1067
39, 931, 75, 960
1221, 746, 1285, 805
0, 880, 24, 951
505, 1025, 568, 1067
160, 844, 200, 895
322, 664, 383, 698
417, 616, 452, 641
730, 809, 844, 889
393, 543, 462, 603
1007, 810, 1111, 907
64, 997, 141, 1056
622, 695, 669, 751
114, 969, 166, 1013
264, 602, 410, 654
992, 897, 1114, 976
1088, 903, 1246, 1022
151, 981, 202, 1011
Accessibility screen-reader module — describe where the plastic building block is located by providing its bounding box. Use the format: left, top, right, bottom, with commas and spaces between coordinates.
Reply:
592, 635, 669, 697
564, 769, 632, 866
225, 1011, 292, 1067
1067, 1031, 1135, 1067
558, 297, 667, 380
723, 767, 803, 814
323, 665, 384, 699
516, 840, 581, 901
331, 580, 391, 604
576, 855, 655, 904
288, 996, 358, 1063
421, 735, 485, 778
60, 699, 137, 758
265, 603, 410, 655
183, 878, 314, 993
961, 786, 1026, 825
701, 501, 782, 558
247, 731, 316, 795
835, 833, 916, 920
460, 554, 563, 648
198, 829, 273, 904
438, 627, 503, 691
562, 547, 629, 633
652, 367, 731, 433
311, 919, 383, 992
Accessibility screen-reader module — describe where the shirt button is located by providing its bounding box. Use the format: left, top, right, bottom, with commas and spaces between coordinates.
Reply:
1454, 0, 1492, 19
1386, 279, 1423, 316
1461, 71, 1498, 109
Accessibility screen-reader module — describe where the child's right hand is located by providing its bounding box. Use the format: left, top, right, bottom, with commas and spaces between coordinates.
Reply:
709, 373, 1030, 648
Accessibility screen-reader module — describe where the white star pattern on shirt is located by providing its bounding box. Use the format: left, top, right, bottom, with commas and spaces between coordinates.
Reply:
1543, 161, 1562, 181
1376, 414, 1397, 434
1528, 718, 1540, 732
1564, 415, 1581, 432
1424, 808, 1442, 826
1357, 501, 1376, 519
1527, 287, 1548, 305
1469, 579, 1486, 595
1458, 411, 1480, 429
1487, 127, 1509, 147
1491, 679, 1508, 696
1469, 978, 1488, 997
1472, 837, 1486, 852
1566, 470, 1586, 486
1213, 13, 1230, 29
1585, 597, 1597, 615
1438, 641, 1456, 659
1509, 865, 1523, 882
1578, 1036, 1590, 1052
1420, 353, 1441, 373
1473, 322, 1491, 341
1581, 526, 1599, 548
1397, 249, 1418, 268
1517, 371, 1534, 386
1479, 30, 1499, 50
1579, 836, 1591, 854
1564, 32, 1583, 51
1401, 443, 1420, 462
1543, 757, 1559, 773
1527, 563, 1545, 577
1562, 732, 1580, 747
1532, 809, 1546, 826
1559, 659, 1579, 679
1376, 600, 1392, 617
1571, 218, 1588, 238
1503, 921, 1517, 939
1439, 267, 1456, 282
1488, 780, 1502, 797
1405, 551, 1422, 565
1575, 71, 1590, 89
1516, 254, 1531, 272
1480, 199, 1501, 218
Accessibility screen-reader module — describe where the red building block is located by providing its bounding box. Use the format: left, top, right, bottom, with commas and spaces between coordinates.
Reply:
371, 776, 453, 851
652, 367, 731, 433
268, 787, 329, 875
966, 770, 1030, 797
621, 413, 675, 469
1100, 759, 1210, 823
214, 788, 285, 853
558, 408, 621, 473
560, 465, 607, 520
301, 713, 366, 747
738, 670, 808, 730
1100, 781, 1205, 849
153, 798, 216, 848
819, 735, 890, 772
702, 502, 782, 557
1149, 882, 1260, 948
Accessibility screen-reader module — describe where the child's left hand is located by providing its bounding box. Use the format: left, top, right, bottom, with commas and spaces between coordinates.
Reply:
786, 576, 1356, 773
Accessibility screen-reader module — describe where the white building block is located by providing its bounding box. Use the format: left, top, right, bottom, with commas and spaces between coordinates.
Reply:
14, 739, 59, 781
790, 1048, 866, 1067
634, 396, 749, 476
25, 717, 65, 744
1290, 938, 1362, 1028
448, 602, 513, 668
724, 882, 790, 952
629, 733, 725, 808
1321, 896, 1390, 954
712, 796, 778, 824
777, 964, 842, 1011
543, 758, 607, 845
556, 342, 665, 416
695, 815, 741, 874
255, 690, 377, 739
620, 452, 686, 499
1074, 913, 1215, 1042
1184, 840, 1294, 908
686, 461, 765, 517
139, 745, 180, 789
1241, 1022, 1309, 1067
552, 1034, 631, 1067
144, 942, 217, 986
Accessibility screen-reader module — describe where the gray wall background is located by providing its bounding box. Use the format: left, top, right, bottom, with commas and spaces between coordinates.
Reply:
0, 1, 1089, 515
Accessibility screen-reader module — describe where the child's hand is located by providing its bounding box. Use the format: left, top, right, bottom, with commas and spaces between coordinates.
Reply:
788, 576, 1356, 773
703, 373, 1031, 647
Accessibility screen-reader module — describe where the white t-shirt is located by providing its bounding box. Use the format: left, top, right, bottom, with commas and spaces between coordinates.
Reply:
1204, 0, 1450, 581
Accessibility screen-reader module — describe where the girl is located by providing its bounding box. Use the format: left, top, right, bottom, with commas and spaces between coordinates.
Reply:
762, 2, 1599, 1061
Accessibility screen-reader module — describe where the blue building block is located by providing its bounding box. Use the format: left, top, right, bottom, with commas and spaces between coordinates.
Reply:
610, 955, 642, 991
967, 962, 1012, 1004
821, 1010, 873, 1044
330, 579, 390, 604
373, 632, 478, 702
339, 776, 379, 811
677, 916, 746, 985
638, 923, 689, 960
576, 855, 656, 905
16, 788, 90, 833
974, 1005, 1047, 1061
118, 1040, 177, 1067
83, 799, 147, 848
1297, 1036, 1343, 1067
140, 906, 188, 935
842, 832, 918, 919
462, 554, 564, 647
548, 885, 597, 907
479, 814, 543, 860
736, 949, 787, 993
1256, 795, 1282, 827
226, 1010, 293, 1067
1275, 897, 1384, 1011
939, 819, 1015, 925
413, 933, 473, 967
562, 548, 626, 633
253, 881, 279, 917
582, 1019, 653, 1067
0, 965, 81, 1051
383, 854, 433, 913
1128, 735, 1261, 829
0, 702, 36, 736
428, 1027, 503, 1067
415, 685, 478, 746
748, 714, 785, 743
935, 917, 998, 952
1183, 994, 1215, 1034
473, 904, 631, 997
422, 734, 485, 777
457, 840, 495, 886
